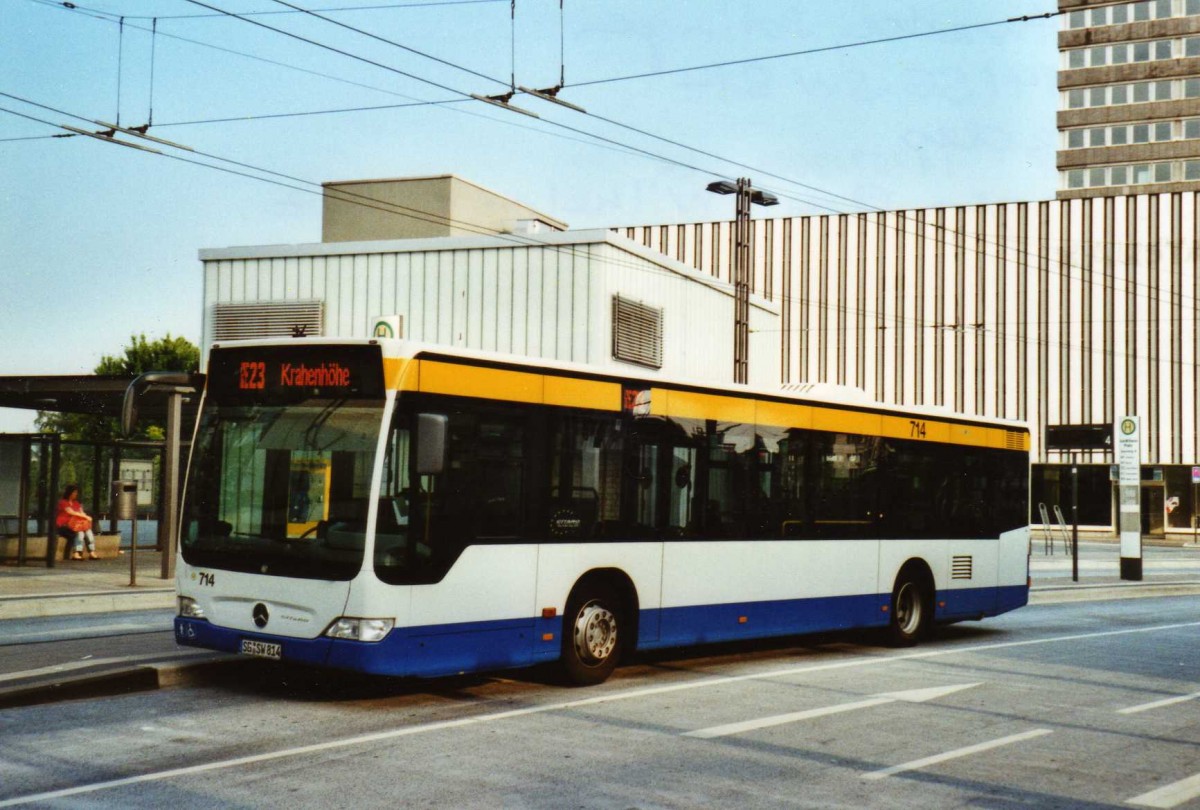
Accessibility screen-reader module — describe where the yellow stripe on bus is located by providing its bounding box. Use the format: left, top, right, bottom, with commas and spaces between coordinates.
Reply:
388, 356, 1027, 451
545, 376, 621, 410
420, 360, 543, 403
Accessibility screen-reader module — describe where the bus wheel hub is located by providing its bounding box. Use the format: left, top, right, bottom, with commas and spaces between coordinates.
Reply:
575, 603, 617, 664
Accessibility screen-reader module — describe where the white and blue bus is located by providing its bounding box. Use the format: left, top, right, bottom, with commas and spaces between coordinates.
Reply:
174, 338, 1030, 685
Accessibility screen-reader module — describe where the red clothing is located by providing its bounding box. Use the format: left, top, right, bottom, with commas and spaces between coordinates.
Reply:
55, 498, 73, 528
56, 498, 90, 531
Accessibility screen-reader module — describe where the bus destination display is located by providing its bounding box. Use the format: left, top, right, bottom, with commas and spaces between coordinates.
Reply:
208, 345, 385, 402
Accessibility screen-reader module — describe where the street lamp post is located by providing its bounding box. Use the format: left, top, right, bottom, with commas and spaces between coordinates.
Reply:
706, 178, 778, 384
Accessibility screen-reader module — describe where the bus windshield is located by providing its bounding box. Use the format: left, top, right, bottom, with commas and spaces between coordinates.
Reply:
181, 398, 385, 580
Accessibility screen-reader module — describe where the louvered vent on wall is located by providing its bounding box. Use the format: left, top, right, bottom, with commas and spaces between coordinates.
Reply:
1005, 431, 1025, 450
212, 300, 324, 342
611, 295, 663, 369
951, 555, 973, 580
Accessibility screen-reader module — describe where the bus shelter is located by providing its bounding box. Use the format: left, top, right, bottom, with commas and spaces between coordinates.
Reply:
0, 374, 202, 573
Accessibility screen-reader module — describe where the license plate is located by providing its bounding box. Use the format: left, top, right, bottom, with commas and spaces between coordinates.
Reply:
240, 639, 282, 660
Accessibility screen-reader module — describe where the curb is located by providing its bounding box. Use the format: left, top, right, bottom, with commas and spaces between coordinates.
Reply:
0, 589, 177, 620
0, 654, 241, 710
1030, 580, 1200, 604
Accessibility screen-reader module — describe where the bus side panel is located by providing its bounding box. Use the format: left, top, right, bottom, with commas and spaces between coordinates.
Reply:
407, 544, 540, 672
655, 540, 886, 647
876, 536, 1028, 623
533, 542, 664, 660
996, 526, 1031, 614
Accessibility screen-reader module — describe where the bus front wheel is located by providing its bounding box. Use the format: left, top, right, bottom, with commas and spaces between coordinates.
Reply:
562, 585, 622, 685
886, 572, 932, 647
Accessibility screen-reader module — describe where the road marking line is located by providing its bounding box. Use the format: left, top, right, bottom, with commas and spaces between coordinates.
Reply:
685, 696, 894, 738
1118, 690, 1200, 715
1127, 772, 1200, 808
861, 729, 1053, 780
684, 683, 980, 739
0, 622, 1196, 807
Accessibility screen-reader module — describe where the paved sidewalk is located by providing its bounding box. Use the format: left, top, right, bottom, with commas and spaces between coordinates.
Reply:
0, 552, 176, 620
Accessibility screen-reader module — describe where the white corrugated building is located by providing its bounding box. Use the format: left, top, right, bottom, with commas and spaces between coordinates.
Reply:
199, 175, 780, 390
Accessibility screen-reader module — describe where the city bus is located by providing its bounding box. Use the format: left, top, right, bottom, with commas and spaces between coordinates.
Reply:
174, 338, 1030, 685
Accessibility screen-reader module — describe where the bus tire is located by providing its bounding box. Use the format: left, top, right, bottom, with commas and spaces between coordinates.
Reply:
886, 570, 932, 647
562, 584, 622, 686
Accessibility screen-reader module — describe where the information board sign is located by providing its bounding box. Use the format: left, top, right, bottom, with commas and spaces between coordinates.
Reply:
1116, 416, 1140, 485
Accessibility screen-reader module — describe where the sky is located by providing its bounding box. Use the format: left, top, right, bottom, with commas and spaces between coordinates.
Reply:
0, 0, 1059, 432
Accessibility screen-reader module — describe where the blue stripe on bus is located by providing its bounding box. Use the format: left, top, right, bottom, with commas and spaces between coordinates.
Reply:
174, 583, 1028, 679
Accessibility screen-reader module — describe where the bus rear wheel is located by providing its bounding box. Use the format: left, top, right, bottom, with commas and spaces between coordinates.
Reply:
886, 573, 931, 647
562, 585, 622, 686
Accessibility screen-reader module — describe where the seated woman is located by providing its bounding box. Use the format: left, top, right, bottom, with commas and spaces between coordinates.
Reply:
56, 484, 97, 560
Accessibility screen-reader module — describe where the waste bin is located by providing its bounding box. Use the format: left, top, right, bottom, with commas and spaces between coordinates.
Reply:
111, 480, 138, 521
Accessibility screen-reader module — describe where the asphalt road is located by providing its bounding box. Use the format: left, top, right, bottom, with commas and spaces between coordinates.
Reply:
1, 596, 1198, 809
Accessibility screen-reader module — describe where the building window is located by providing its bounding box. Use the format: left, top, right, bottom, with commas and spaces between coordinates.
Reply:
1113, 44, 1129, 64
1189, 0, 1200, 15
1134, 1, 1152, 22
1134, 42, 1152, 62
1186, 160, 1200, 180
1155, 122, 1172, 141
1155, 40, 1174, 60
1185, 119, 1200, 139
1090, 127, 1107, 146
1113, 126, 1129, 145
1133, 82, 1151, 103
1135, 164, 1153, 183
1068, 10, 1086, 27
1089, 168, 1107, 187
1113, 4, 1130, 23
1112, 165, 1129, 184
1188, 37, 1200, 57
1134, 124, 1151, 143
1092, 46, 1108, 67
1068, 130, 1085, 149
1155, 162, 1173, 182
1156, 80, 1173, 100
1068, 170, 1085, 189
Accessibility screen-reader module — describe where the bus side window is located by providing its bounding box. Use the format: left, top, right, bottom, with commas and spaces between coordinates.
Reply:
547, 414, 618, 541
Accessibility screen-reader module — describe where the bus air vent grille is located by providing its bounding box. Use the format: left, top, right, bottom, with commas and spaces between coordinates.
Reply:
611, 295, 663, 369
1004, 430, 1024, 450
213, 300, 325, 342
951, 555, 973, 580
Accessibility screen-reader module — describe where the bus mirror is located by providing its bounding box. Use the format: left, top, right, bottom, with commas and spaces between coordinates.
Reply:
416, 414, 448, 475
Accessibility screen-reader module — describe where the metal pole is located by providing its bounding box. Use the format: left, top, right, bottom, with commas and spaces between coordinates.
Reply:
160, 391, 182, 580
1071, 454, 1079, 583
733, 178, 751, 385
129, 512, 138, 588
16, 437, 29, 566
45, 436, 61, 568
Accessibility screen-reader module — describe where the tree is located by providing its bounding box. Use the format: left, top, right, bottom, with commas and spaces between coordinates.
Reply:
36, 334, 200, 441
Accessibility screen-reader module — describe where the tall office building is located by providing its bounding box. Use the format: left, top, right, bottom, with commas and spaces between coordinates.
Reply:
1058, 0, 1200, 198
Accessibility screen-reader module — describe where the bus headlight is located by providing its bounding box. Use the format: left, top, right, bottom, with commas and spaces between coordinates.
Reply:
177, 596, 206, 619
324, 617, 394, 642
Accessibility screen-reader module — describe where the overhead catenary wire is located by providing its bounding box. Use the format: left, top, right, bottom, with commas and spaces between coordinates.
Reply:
11, 3, 1171, 326
12, 2, 1138, 324
6, 93, 1195, 377
24, 0, 1057, 216
244, 0, 1097, 295
566, 12, 1062, 89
